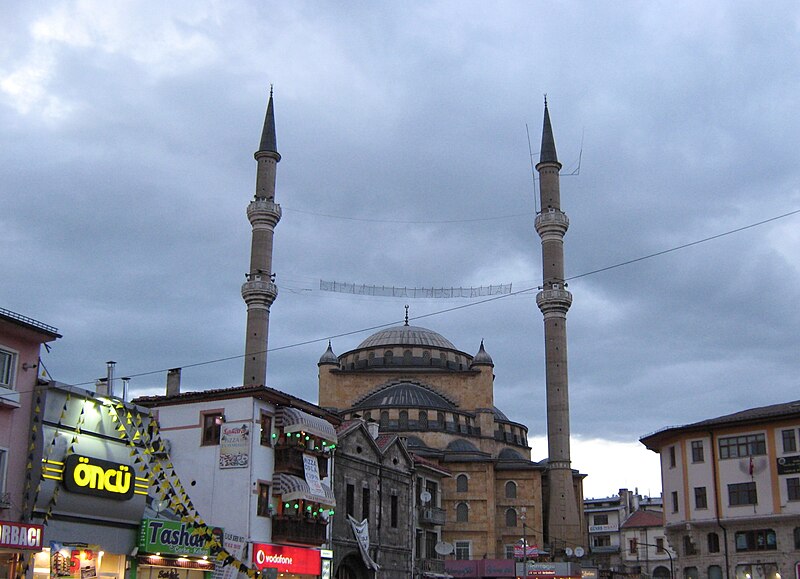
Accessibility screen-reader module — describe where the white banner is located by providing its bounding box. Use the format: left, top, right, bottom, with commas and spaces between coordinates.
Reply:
303, 453, 325, 497
219, 424, 250, 469
213, 532, 248, 579
347, 516, 380, 571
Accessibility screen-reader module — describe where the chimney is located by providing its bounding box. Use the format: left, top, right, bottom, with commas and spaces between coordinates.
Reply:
95, 378, 109, 396
366, 420, 379, 440
106, 361, 116, 397
166, 368, 182, 396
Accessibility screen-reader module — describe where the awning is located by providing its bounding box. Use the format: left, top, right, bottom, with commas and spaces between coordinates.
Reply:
274, 473, 336, 507
278, 407, 338, 443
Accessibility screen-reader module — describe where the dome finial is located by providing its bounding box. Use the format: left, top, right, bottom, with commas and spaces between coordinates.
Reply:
404, 304, 409, 326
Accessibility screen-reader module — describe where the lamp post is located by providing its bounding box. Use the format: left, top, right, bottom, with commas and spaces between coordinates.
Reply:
638, 542, 674, 579
521, 507, 528, 577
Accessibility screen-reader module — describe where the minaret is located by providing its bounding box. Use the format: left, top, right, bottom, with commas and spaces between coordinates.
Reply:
534, 99, 582, 551
242, 88, 281, 386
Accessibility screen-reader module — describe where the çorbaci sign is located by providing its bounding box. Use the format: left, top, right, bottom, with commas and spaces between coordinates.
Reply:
139, 519, 223, 556
0, 521, 44, 550
62, 455, 134, 500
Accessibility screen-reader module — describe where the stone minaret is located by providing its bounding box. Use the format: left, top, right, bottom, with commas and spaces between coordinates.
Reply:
534, 99, 582, 551
242, 89, 281, 386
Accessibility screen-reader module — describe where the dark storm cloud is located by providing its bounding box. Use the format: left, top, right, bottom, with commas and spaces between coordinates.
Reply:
3, 1, 800, 496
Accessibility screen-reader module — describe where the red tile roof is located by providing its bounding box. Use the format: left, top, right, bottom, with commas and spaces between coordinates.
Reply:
621, 509, 664, 528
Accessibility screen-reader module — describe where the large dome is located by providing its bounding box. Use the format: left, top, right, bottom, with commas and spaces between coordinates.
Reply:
353, 380, 457, 410
357, 325, 457, 350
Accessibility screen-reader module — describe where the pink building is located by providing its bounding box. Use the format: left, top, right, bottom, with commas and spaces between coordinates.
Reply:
0, 307, 60, 578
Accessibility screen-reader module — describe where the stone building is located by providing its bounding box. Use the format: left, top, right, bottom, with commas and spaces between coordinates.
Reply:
317, 321, 584, 573
330, 419, 414, 579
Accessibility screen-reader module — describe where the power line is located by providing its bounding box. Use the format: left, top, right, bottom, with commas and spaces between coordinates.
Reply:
60, 207, 800, 388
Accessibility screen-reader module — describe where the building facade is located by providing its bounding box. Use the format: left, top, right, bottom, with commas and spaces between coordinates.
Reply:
641, 400, 800, 579
330, 419, 414, 579
135, 382, 339, 579
0, 308, 60, 579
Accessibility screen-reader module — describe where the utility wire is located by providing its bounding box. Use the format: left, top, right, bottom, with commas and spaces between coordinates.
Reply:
61, 207, 800, 388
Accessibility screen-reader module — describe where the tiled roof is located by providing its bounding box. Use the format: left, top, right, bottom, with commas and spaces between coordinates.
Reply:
411, 453, 452, 476
621, 509, 664, 528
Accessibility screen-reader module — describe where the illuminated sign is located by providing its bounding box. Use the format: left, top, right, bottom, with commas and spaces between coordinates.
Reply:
50, 543, 98, 579
252, 544, 321, 575
139, 519, 223, 556
0, 521, 44, 550
62, 455, 134, 500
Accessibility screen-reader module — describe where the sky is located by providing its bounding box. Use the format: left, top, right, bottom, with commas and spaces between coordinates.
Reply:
3, 1, 800, 500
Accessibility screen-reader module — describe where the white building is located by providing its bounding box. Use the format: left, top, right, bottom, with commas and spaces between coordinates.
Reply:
641, 399, 800, 579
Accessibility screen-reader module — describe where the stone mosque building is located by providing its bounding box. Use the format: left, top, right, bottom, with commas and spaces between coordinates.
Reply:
317, 318, 585, 561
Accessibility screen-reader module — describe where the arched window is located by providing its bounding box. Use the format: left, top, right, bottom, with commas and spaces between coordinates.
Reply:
403, 349, 412, 364
419, 410, 428, 430
384, 350, 393, 365
505, 481, 517, 499
456, 474, 468, 492
363, 411, 371, 421
437, 412, 445, 429
456, 503, 469, 523
505, 508, 517, 527
380, 411, 389, 428
422, 350, 431, 364
399, 410, 409, 429
440, 353, 447, 366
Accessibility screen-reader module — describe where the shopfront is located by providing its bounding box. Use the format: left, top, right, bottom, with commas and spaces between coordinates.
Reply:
251, 543, 324, 579
0, 521, 44, 579
443, 560, 581, 579
135, 519, 217, 579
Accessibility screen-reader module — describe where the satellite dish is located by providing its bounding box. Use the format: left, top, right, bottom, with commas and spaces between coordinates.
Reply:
575, 547, 585, 558
565, 547, 574, 557
435, 542, 454, 555
420, 491, 432, 504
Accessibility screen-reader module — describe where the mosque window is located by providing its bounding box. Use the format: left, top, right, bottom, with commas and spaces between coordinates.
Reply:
440, 353, 447, 367
505, 508, 517, 527
456, 474, 468, 492
399, 410, 409, 429
384, 350, 393, 365
423, 350, 431, 364
419, 410, 428, 429
403, 349, 412, 364
505, 481, 517, 499
380, 411, 389, 428
437, 412, 445, 429
364, 411, 371, 421
456, 503, 469, 523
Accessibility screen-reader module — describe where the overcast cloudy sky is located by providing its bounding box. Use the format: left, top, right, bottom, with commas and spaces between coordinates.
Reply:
4, 2, 800, 498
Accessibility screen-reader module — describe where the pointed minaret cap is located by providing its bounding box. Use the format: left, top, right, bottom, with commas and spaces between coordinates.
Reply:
318, 341, 339, 366
471, 339, 494, 367
539, 95, 560, 166
256, 86, 281, 160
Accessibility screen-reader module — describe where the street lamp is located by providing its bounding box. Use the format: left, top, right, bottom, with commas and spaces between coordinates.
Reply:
521, 507, 528, 577
637, 542, 674, 579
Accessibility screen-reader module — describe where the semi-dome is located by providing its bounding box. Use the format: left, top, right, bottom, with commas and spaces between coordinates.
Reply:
446, 438, 480, 452
357, 325, 457, 350
353, 380, 457, 410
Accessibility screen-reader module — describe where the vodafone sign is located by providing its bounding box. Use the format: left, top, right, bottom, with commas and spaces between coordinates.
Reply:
252, 544, 321, 575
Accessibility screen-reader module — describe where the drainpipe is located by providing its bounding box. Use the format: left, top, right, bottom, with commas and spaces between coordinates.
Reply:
709, 430, 730, 579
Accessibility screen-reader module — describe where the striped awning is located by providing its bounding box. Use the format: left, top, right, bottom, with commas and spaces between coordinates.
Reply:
277, 407, 337, 443
274, 473, 336, 507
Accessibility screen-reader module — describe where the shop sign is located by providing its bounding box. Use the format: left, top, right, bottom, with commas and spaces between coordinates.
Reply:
479, 559, 515, 576
444, 560, 479, 577
50, 543, 98, 579
777, 455, 800, 475
252, 544, 321, 575
139, 519, 222, 556
588, 523, 618, 532
62, 455, 134, 500
219, 424, 250, 469
0, 521, 44, 550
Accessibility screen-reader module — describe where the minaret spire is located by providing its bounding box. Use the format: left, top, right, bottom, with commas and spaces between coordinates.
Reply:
242, 88, 282, 385
534, 98, 583, 553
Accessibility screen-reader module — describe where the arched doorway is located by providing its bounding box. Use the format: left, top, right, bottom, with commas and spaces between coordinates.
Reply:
654, 565, 671, 579
336, 552, 370, 579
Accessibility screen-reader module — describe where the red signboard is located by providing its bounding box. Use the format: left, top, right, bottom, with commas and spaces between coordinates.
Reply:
251, 544, 321, 575
0, 521, 44, 550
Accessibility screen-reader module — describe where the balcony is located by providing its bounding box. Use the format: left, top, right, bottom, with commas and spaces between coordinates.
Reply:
419, 506, 446, 525
416, 558, 445, 574
270, 515, 328, 546
274, 444, 329, 478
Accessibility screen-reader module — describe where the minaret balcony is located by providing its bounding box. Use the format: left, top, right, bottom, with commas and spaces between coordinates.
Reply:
241, 279, 278, 304
247, 199, 282, 227
534, 210, 569, 238
536, 285, 572, 314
